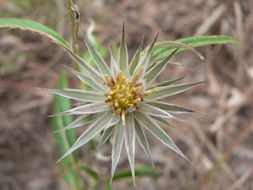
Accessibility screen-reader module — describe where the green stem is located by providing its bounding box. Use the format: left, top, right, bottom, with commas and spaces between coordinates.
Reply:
65, 0, 80, 55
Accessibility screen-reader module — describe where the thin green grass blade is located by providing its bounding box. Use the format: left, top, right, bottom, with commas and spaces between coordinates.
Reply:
52, 71, 84, 190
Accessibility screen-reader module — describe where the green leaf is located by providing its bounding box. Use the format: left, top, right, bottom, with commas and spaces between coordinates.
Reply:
119, 24, 129, 73
111, 122, 124, 183
112, 166, 158, 180
145, 48, 178, 84
83, 20, 108, 67
105, 166, 158, 190
129, 43, 142, 75
64, 48, 105, 84
54, 114, 99, 133
147, 101, 194, 113
135, 121, 153, 166
124, 114, 135, 182
147, 81, 205, 100
84, 37, 111, 75
148, 76, 184, 89
50, 102, 109, 117
57, 111, 116, 163
52, 71, 84, 190
151, 116, 175, 128
0, 18, 69, 47
65, 66, 105, 92
96, 127, 114, 150
138, 104, 174, 119
81, 166, 99, 180
153, 35, 239, 60
111, 44, 119, 61
135, 112, 189, 162
139, 34, 159, 78
153, 41, 204, 60
41, 88, 105, 102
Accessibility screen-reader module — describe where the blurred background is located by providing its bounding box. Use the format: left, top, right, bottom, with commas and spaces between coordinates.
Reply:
0, 0, 252, 189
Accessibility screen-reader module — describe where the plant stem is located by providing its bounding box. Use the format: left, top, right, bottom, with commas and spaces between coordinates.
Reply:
65, 0, 80, 55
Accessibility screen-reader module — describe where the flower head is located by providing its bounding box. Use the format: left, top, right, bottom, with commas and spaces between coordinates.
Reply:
44, 25, 204, 182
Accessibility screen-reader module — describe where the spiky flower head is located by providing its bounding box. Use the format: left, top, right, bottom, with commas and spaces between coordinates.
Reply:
44, 25, 204, 183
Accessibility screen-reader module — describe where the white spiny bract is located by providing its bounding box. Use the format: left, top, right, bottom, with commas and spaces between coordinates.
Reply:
44, 26, 204, 183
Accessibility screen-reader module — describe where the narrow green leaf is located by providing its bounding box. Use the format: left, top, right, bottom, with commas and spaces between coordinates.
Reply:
147, 81, 205, 100
81, 166, 99, 180
50, 102, 109, 117
119, 24, 129, 72
140, 33, 159, 78
111, 122, 124, 183
145, 48, 178, 84
41, 88, 105, 102
110, 49, 120, 75
63, 48, 105, 84
135, 121, 153, 167
65, 66, 105, 92
153, 41, 204, 60
96, 127, 114, 150
135, 112, 189, 162
113, 166, 158, 180
54, 114, 99, 133
138, 104, 174, 119
105, 166, 158, 189
0, 18, 69, 47
129, 42, 142, 75
148, 76, 184, 89
112, 44, 119, 61
147, 101, 194, 113
84, 37, 111, 75
153, 35, 239, 60
124, 114, 135, 182
97, 113, 120, 150
151, 116, 175, 128
57, 111, 116, 163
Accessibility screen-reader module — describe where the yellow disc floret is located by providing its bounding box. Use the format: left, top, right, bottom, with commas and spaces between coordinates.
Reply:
104, 67, 156, 125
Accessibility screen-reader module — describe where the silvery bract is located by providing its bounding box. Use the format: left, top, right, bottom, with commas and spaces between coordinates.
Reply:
43, 25, 204, 183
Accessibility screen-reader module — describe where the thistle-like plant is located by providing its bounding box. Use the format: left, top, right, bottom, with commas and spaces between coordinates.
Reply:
0, 18, 238, 186
42, 25, 208, 182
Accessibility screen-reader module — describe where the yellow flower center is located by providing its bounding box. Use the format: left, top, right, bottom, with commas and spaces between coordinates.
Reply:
104, 67, 157, 125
